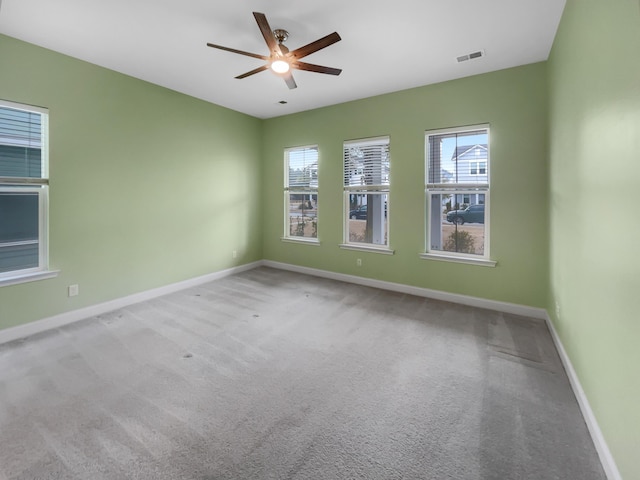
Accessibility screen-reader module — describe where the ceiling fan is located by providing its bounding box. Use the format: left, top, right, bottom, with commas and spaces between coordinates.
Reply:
206, 12, 342, 90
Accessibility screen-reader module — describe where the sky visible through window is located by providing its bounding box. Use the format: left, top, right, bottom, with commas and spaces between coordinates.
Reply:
440, 133, 486, 174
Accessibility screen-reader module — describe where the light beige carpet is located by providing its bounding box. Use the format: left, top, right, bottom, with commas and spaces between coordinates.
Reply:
0, 267, 605, 479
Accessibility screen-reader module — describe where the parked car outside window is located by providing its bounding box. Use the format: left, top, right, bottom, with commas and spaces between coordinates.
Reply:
446, 204, 485, 225
349, 203, 388, 220
349, 205, 368, 219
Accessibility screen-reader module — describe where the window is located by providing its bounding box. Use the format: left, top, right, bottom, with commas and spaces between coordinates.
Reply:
470, 161, 487, 175
284, 145, 318, 241
424, 125, 494, 265
0, 100, 52, 284
342, 136, 391, 252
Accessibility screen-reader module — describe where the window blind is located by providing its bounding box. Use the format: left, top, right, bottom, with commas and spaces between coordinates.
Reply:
0, 107, 44, 179
287, 146, 318, 189
343, 137, 390, 187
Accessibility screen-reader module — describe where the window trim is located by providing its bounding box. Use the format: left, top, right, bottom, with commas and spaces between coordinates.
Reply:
0, 269, 60, 287
424, 124, 493, 264
342, 135, 392, 253
0, 99, 58, 286
282, 144, 319, 244
419, 252, 496, 267
338, 242, 395, 255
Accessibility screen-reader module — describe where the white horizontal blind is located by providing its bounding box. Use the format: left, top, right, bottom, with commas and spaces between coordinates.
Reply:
427, 128, 488, 189
286, 146, 318, 190
343, 137, 390, 188
0, 105, 45, 180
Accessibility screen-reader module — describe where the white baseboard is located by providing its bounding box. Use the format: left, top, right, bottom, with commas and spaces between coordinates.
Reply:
262, 260, 548, 320
0, 261, 262, 345
544, 314, 622, 480
0, 259, 546, 344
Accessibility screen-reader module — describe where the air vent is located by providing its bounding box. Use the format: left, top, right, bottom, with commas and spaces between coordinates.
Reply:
457, 50, 485, 63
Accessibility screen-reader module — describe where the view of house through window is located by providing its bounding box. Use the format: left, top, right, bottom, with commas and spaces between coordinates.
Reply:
0, 101, 49, 279
284, 145, 318, 240
343, 137, 390, 248
426, 125, 489, 258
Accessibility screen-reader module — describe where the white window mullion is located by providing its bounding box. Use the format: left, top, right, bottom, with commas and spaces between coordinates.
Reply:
0, 100, 52, 282
342, 136, 391, 250
283, 145, 319, 242
425, 125, 491, 262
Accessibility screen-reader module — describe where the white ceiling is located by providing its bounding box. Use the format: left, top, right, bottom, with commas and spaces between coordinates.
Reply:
0, 0, 566, 119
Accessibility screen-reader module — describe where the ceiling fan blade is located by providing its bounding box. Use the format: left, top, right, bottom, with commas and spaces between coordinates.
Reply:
253, 12, 282, 56
206, 43, 268, 61
283, 71, 297, 89
235, 65, 269, 79
289, 32, 341, 60
291, 61, 342, 76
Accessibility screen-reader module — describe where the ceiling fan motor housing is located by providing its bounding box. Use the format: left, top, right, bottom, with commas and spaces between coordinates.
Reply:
273, 29, 289, 44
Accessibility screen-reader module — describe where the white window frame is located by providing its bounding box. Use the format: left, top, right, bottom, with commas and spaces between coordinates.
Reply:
340, 136, 393, 254
282, 145, 320, 244
0, 99, 58, 286
422, 124, 495, 267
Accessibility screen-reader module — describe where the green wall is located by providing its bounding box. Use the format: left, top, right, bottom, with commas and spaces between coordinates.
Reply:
0, 35, 263, 329
262, 63, 549, 308
548, 1, 640, 478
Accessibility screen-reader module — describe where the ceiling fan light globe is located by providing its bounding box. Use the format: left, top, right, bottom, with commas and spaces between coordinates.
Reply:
271, 59, 290, 74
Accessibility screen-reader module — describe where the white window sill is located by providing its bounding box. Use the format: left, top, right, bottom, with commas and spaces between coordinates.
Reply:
339, 244, 395, 255
420, 253, 496, 267
0, 269, 60, 287
281, 237, 321, 246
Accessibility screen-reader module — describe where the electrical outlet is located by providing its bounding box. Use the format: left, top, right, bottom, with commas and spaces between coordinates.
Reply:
555, 301, 561, 318
232, 250, 237, 259
356, 258, 362, 267
68, 284, 79, 297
